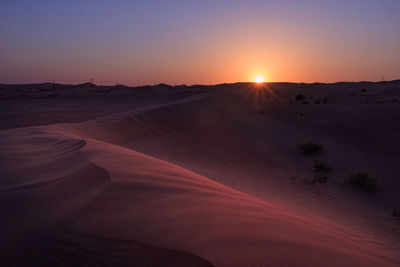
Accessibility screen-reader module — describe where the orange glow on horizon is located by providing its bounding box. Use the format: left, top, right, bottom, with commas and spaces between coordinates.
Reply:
254, 75, 265, 83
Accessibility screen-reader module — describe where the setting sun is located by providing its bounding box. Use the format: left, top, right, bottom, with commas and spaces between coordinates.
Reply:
255, 76, 265, 83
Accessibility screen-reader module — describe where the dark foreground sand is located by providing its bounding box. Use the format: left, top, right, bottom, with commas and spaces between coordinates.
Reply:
1, 81, 400, 266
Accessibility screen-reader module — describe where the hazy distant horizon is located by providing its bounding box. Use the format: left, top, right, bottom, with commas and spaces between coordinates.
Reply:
2, 77, 400, 88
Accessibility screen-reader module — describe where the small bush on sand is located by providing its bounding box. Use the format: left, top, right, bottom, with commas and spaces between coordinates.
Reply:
296, 94, 305, 101
304, 175, 328, 184
317, 175, 328, 183
298, 142, 322, 155
314, 160, 332, 172
348, 172, 376, 190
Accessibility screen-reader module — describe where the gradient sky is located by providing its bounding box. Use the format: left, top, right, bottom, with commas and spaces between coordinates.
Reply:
1, 0, 399, 85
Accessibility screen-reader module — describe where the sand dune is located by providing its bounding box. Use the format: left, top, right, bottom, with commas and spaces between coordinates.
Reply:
1, 81, 400, 266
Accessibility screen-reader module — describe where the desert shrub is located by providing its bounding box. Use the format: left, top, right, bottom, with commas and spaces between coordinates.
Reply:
314, 160, 332, 172
298, 142, 322, 155
296, 94, 305, 101
348, 172, 376, 190
317, 175, 328, 183
304, 177, 313, 184
304, 177, 315, 184
304, 175, 328, 184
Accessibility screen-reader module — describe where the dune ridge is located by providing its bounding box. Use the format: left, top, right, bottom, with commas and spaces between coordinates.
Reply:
1, 82, 400, 266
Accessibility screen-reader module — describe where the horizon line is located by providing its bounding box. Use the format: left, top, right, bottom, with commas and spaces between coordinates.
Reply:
1, 79, 400, 88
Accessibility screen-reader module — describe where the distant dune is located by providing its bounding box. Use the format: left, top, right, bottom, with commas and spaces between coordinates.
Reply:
1, 81, 400, 266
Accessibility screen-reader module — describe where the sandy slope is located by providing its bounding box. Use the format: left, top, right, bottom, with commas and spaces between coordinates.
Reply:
0, 81, 400, 266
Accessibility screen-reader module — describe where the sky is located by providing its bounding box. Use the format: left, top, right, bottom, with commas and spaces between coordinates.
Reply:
1, 0, 399, 85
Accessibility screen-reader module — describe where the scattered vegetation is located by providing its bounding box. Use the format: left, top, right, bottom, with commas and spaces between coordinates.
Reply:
298, 142, 323, 155
317, 176, 328, 183
314, 160, 332, 172
348, 172, 376, 191
301, 101, 309, 104
314, 101, 320, 104
360, 89, 367, 92
296, 94, 305, 101
304, 175, 328, 184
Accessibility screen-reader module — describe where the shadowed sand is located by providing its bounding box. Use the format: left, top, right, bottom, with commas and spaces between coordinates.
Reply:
0, 81, 399, 266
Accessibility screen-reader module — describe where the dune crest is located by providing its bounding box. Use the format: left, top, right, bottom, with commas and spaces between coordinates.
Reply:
0, 124, 397, 266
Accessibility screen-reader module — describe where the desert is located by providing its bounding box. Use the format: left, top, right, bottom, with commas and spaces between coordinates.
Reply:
1, 81, 399, 266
